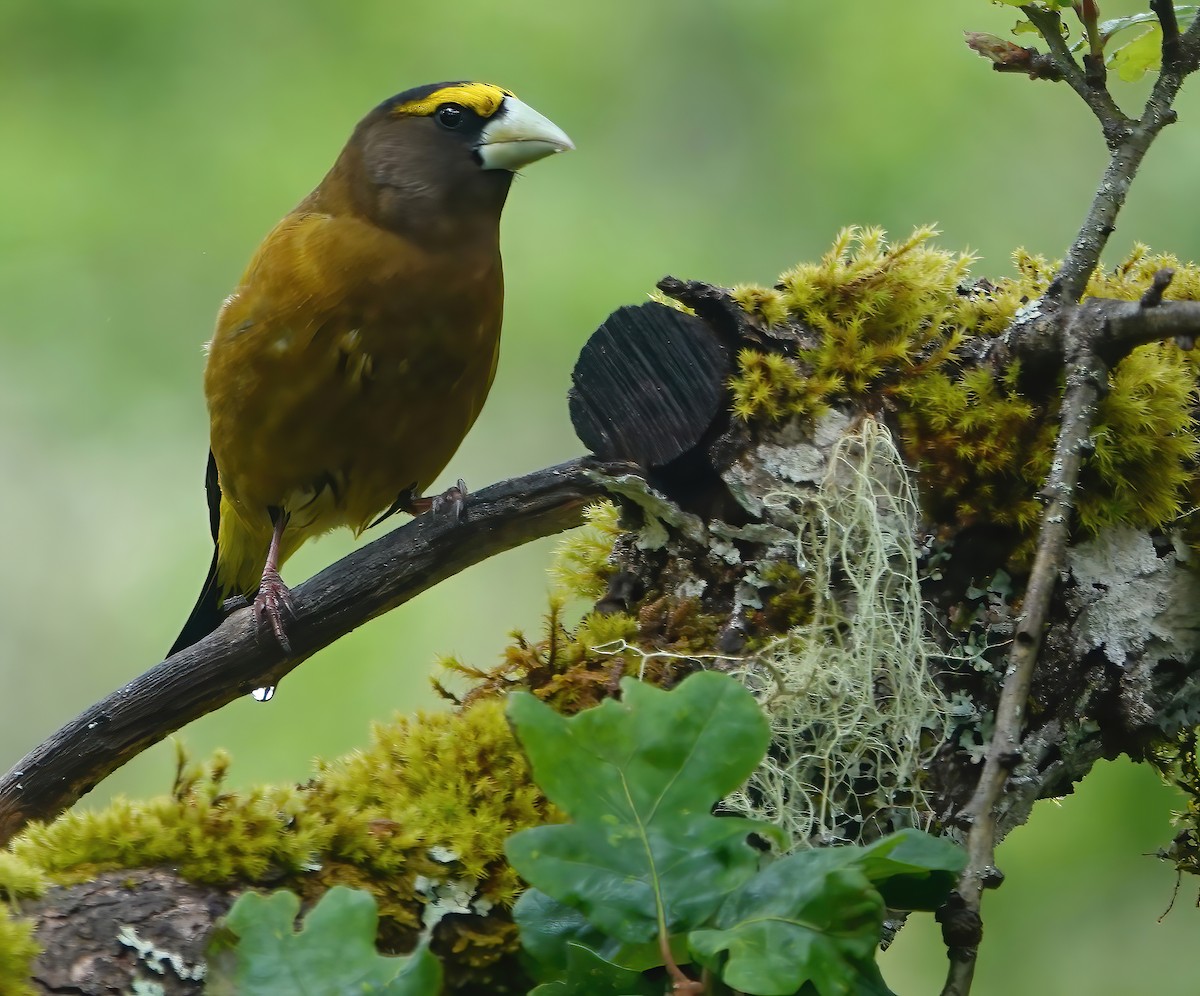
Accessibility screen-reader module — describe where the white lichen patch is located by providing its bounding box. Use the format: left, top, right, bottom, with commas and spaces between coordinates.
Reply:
1067, 527, 1200, 667
598, 472, 708, 549
413, 874, 485, 930
724, 412, 853, 518
116, 925, 206, 981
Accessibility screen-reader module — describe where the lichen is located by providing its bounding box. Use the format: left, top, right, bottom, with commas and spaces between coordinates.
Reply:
723, 418, 947, 846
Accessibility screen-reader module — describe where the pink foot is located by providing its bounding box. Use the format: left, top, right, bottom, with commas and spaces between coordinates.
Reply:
407, 478, 468, 520
253, 567, 295, 654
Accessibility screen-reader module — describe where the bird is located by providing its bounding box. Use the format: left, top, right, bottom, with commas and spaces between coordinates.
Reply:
168, 81, 573, 657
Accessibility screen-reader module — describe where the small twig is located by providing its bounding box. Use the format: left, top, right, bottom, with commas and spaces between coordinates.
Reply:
964, 32, 1064, 79
1140, 266, 1175, 308
997, 294, 1200, 365
1152, 0, 1182, 68
1074, 0, 1107, 87
941, 307, 1110, 996
0, 457, 638, 846
1039, 13, 1200, 303
1022, 5, 1129, 138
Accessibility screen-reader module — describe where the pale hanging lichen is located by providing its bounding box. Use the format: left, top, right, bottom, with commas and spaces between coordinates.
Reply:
723, 418, 948, 847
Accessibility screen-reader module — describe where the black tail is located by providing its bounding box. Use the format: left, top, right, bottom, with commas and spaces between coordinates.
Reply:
167, 449, 226, 657
168, 546, 224, 656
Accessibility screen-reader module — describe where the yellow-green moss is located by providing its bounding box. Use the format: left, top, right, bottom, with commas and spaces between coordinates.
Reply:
730, 283, 790, 327
1150, 727, 1200, 881
2, 698, 561, 979
0, 854, 47, 902
308, 699, 545, 896
0, 905, 38, 996
896, 361, 1056, 537
441, 603, 642, 714
549, 501, 622, 602
1083, 343, 1198, 533
10, 750, 323, 886
751, 561, 816, 641
726, 228, 1200, 552
731, 348, 841, 421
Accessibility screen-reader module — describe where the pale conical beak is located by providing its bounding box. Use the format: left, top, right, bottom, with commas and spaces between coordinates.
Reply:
477, 96, 574, 171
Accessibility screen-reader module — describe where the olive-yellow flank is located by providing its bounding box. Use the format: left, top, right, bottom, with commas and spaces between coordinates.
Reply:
170, 82, 572, 656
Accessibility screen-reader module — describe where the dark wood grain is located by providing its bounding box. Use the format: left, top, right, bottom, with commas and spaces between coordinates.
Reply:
569, 302, 730, 468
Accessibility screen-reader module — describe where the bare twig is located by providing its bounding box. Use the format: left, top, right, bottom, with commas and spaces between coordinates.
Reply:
1022, 5, 1128, 137
0, 457, 638, 846
997, 294, 1200, 364
941, 307, 1111, 996
1152, 0, 1182, 67
1050, 12, 1200, 302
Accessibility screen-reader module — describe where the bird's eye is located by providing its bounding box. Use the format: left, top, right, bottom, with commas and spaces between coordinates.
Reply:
435, 104, 464, 129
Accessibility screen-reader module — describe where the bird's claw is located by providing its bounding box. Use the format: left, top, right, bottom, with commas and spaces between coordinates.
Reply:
403, 479, 469, 522
253, 568, 296, 654
434, 478, 468, 522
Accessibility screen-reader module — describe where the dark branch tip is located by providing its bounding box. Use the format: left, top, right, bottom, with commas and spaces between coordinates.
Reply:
1140, 268, 1175, 308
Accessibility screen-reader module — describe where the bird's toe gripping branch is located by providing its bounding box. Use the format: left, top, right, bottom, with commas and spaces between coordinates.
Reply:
252, 567, 296, 655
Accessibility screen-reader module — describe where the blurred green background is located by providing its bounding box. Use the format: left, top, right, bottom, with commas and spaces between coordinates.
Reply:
2, 0, 1199, 991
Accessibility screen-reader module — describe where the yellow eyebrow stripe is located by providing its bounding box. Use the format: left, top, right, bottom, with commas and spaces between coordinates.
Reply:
391, 83, 513, 119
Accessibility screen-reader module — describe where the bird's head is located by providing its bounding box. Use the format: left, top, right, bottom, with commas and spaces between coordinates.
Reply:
334, 81, 573, 239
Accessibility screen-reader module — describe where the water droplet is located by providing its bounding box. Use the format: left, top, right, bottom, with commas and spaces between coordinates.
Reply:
251, 686, 275, 703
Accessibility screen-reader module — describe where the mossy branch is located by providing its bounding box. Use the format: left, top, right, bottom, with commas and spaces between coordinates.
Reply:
0, 457, 637, 848
944, 10, 1200, 992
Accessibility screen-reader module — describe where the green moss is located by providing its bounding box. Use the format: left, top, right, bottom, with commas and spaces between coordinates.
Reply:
308, 700, 548, 895
1082, 343, 1198, 533
896, 361, 1056, 539
751, 561, 816, 641
730, 283, 790, 327
0, 854, 47, 902
731, 348, 841, 421
0, 905, 38, 996
441, 603, 642, 714
548, 501, 622, 602
3, 700, 559, 979
725, 228, 1200, 555
10, 750, 324, 886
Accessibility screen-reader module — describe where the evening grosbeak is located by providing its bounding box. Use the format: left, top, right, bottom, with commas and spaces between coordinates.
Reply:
169, 82, 572, 656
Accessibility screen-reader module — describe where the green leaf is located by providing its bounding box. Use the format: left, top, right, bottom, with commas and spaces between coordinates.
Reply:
684, 830, 961, 995
689, 855, 886, 996
854, 828, 966, 912
1094, 8, 1197, 45
529, 942, 659, 996
513, 887, 681, 975
514, 889, 612, 976
1110, 26, 1162, 82
506, 672, 780, 944
206, 887, 441, 996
